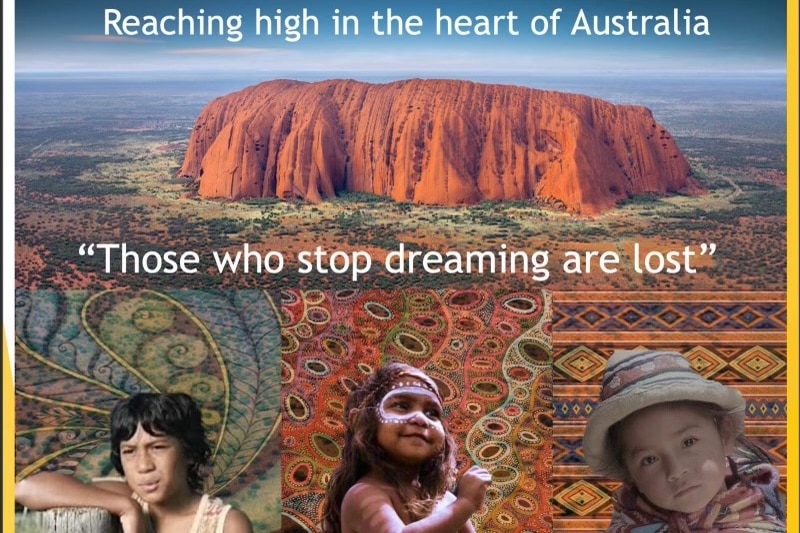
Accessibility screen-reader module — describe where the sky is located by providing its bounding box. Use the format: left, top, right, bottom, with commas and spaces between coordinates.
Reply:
14, 0, 788, 75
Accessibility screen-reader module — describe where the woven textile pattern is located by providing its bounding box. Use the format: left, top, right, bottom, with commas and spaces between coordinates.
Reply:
280, 288, 553, 532
14, 289, 283, 532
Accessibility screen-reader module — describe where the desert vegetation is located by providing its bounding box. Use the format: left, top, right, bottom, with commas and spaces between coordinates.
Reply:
15, 75, 787, 292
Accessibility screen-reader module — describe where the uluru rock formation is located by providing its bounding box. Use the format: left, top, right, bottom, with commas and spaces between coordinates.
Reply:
180, 79, 699, 214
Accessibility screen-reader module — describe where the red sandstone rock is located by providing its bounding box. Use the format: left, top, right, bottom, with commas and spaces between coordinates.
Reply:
180, 79, 699, 214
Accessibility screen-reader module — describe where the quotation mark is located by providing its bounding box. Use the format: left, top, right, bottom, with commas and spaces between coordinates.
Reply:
700, 243, 716, 256
79, 243, 95, 256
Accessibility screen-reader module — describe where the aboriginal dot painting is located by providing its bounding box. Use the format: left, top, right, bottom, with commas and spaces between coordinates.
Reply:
14, 289, 283, 532
280, 288, 553, 532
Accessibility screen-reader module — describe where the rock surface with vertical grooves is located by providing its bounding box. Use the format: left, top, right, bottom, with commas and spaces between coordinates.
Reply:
180, 79, 700, 214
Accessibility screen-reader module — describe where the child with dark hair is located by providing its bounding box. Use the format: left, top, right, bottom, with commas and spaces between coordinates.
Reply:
109, 393, 211, 494
16, 392, 253, 533
583, 350, 785, 532
322, 362, 491, 533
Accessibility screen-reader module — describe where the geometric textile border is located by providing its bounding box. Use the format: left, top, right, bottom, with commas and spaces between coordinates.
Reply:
552, 291, 787, 533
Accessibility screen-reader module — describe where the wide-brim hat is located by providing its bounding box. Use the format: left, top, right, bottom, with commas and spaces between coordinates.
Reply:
583, 349, 745, 479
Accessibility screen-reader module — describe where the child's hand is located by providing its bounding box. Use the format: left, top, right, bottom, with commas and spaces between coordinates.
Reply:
118, 500, 146, 533
455, 465, 492, 512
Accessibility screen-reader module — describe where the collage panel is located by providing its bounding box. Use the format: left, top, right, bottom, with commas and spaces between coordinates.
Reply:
552, 291, 787, 532
14, 288, 283, 531
7, 2, 795, 533
279, 288, 553, 532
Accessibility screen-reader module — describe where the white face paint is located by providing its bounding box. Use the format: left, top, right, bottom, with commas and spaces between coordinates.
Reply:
377, 386, 444, 427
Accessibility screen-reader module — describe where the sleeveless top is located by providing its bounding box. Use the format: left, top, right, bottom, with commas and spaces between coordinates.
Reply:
135, 493, 232, 533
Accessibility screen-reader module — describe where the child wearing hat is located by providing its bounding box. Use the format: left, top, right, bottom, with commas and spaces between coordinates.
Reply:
583, 350, 785, 532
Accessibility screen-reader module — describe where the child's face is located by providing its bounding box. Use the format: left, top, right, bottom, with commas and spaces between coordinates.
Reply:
619, 403, 730, 513
120, 424, 192, 506
376, 386, 446, 466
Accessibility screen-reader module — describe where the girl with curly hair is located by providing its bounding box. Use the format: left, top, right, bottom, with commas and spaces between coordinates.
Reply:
322, 361, 491, 533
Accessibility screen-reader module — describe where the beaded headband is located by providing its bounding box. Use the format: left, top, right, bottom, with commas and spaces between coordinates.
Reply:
389, 371, 442, 402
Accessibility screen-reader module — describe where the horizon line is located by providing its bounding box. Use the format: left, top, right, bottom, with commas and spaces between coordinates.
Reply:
15, 68, 788, 77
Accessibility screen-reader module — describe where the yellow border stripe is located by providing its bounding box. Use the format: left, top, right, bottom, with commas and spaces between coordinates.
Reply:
786, 1, 798, 531
3, 328, 13, 533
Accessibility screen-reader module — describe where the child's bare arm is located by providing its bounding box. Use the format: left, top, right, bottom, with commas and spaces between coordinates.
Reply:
458, 522, 477, 533
341, 483, 472, 533
16, 472, 142, 527
437, 493, 476, 533
342, 467, 490, 533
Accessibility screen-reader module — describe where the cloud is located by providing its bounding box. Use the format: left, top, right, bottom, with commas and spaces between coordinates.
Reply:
71, 34, 153, 43
166, 47, 288, 56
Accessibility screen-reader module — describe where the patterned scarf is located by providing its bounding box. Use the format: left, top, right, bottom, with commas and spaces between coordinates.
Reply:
607, 462, 785, 532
